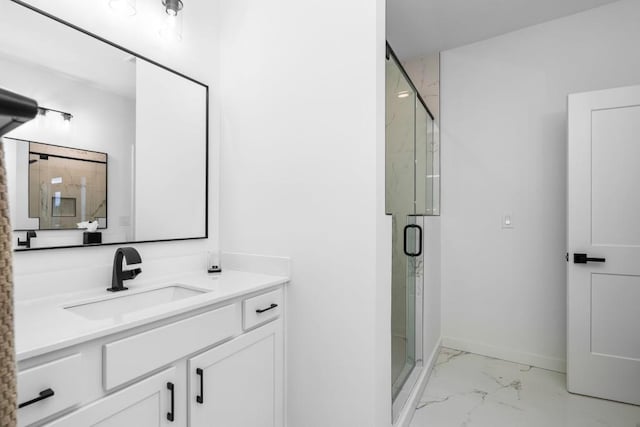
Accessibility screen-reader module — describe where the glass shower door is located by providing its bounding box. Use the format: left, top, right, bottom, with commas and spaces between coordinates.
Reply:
386, 50, 422, 410
386, 44, 435, 420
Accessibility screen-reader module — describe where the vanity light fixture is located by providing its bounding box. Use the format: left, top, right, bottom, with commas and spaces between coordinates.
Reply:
38, 107, 73, 123
109, 0, 137, 17
160, 0, 184, 41
163, 0, 183, 16
397, 90, 411, 99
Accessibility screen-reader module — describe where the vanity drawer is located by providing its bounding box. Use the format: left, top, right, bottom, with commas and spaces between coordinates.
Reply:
18, 353, 87, 426
103, 303, 240, 390
243, 288, 283, 330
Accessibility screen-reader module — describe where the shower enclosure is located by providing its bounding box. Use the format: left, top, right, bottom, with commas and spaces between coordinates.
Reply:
386, 44, 439, 421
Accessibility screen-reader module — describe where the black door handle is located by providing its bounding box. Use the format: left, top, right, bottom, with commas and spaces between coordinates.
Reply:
403, 224, 422, 257
166, 382, 175, 422
18, 388, 54, 408
573, 253, 606, 264
196, 368, 204, 404
256, 303, 278, 314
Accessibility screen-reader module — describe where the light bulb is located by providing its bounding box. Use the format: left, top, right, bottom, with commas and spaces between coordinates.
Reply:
159, 11, 183, 41
109, 0, 136, 17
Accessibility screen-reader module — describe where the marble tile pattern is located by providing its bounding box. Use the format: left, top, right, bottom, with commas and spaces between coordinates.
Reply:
410, 347, 640, 427
402, 55, 440, 123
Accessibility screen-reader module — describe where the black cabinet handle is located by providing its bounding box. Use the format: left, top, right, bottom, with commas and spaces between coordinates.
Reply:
166, 382, 175, 422
18, 388, 54, 409
256, 303, 278, 314
573, 253, 606, 264
403, 224, 422, 257
196, 368, 204, 404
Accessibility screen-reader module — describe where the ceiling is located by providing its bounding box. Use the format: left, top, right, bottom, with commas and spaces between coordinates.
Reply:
387, 0, 622, 59
0, 0, 135, 99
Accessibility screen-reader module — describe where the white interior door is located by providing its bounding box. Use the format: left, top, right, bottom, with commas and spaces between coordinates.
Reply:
567, 84, 640, 405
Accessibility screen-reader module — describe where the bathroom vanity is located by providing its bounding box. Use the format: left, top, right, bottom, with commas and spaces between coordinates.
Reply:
3, 2, 286, 426
14, 271, 287, 427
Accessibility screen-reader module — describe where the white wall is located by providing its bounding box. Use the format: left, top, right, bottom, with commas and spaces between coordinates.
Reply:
11, 0, 220, 299
2, 55, 134, 247
134, 59, 207, 241
422, 217, 441, 362
440, 0, 640, 371
218, 0, 388, 426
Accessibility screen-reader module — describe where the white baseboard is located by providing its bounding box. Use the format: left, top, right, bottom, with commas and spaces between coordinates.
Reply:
441, 336, 566, 373
393, 337, 442, 427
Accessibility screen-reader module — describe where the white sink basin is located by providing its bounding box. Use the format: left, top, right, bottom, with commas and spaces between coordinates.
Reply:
64, 285, 207, 320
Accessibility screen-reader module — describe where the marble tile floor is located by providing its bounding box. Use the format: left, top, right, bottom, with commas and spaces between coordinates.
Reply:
410, 347, 640, 427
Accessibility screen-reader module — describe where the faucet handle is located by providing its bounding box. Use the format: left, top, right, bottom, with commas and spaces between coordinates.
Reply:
17, 230, 37, 248
129, 268, 142, 278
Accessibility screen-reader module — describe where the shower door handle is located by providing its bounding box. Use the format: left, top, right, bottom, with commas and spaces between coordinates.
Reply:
403, 224, 422, 257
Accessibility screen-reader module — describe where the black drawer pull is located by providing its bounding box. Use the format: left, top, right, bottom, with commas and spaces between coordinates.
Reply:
18, 388, 54, 409
166, 382, 175, 422
196, 368, 204, 404
573, 253, 606, 264
256, 303, 278, 314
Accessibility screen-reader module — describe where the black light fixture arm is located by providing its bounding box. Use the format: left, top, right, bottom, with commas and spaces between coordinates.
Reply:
37, 106, 73, 121
0, 87, 38, 136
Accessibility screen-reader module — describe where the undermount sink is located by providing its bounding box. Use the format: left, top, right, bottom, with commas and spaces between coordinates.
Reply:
64, 285, 207, 321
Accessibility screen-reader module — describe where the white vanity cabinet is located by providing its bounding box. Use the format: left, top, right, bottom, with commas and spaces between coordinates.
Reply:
188, 319, 284, 427
17, 284, 285, 427
45, 367, 178, 427
17, 354, 88, 426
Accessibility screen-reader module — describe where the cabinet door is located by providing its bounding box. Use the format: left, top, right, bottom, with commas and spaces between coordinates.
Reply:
189, 320, 283, 427
45, 368, 178, 427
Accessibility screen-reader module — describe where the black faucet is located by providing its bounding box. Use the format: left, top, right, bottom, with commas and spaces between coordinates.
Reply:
17, 230, 37, 249
108, 247, 142, 292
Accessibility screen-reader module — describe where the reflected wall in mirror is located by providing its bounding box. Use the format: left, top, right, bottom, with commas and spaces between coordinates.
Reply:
0, 0, 208, 250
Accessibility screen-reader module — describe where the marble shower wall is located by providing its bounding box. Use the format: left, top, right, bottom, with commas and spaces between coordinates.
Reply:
404, 53, 440, 217
402, 54, 440, 123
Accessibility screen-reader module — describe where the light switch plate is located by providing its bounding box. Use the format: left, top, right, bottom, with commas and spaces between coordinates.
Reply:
502, 213, 514, 229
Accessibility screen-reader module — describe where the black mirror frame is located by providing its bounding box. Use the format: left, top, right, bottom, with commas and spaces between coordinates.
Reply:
8, 0, 209, 252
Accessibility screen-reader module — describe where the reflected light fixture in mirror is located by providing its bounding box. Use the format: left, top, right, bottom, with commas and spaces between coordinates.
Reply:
109, 0, 137, 17
38, 107, 73, 131
38, 107, 73, 123
160, 0, 183, 41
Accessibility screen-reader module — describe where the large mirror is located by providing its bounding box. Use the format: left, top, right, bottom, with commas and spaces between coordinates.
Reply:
0, 0, 208, 250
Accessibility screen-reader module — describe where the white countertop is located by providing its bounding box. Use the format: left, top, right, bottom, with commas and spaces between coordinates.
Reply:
15, 270, 288, 362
